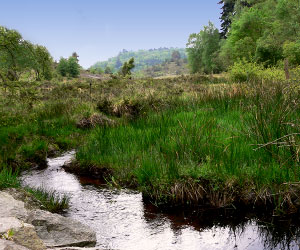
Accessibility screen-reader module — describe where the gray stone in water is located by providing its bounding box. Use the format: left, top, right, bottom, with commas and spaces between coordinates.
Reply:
0, 192, 28, 220
26, 210, 96, 248
0, 239, 30, 250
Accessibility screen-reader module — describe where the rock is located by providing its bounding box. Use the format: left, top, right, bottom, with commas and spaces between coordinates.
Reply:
0, 217, 46, 250
0, 217, 23, 234
76, 113, 115, 129
0, 239, 30, 250
26, 210, 96, 248
13, 225, 46, 250
5, 188, 42, 210
0, 192, 27, 220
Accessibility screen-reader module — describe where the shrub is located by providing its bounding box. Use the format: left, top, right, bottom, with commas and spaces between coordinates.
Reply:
229, 60, 263, 82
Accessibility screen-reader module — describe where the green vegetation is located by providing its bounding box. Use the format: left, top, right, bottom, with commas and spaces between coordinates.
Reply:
0, 167, 20, 189
89, 48, 187, 74
120, 57, 135, 77
189, 0, 300, 74
1, 0, 300, 217
0, 26, 53, 81
57, 55, 80, 78
25, 187, 69, 213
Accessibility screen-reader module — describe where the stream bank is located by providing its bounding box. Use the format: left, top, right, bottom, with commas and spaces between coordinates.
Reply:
18, 151, 300, 249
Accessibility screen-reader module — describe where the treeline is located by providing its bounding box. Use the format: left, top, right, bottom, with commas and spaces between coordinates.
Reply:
89, 48, 187, 74
187, 0, 300, 73
0, 26, 81, 82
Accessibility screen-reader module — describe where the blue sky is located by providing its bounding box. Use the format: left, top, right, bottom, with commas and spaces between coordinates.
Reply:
1, 0, 221, 68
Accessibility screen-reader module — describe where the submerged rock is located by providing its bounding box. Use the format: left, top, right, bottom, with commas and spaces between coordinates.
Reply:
26, 209, 96, 248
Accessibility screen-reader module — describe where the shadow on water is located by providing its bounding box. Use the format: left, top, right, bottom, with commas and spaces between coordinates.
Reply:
21, 151, 300, 250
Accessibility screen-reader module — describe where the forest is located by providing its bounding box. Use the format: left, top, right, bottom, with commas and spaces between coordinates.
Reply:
89, 47, 187, 75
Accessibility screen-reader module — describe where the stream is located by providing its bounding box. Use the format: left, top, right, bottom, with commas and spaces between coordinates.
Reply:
21, 151, 300, 250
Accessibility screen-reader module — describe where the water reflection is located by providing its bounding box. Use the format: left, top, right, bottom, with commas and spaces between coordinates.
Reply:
21, 152, 300, 250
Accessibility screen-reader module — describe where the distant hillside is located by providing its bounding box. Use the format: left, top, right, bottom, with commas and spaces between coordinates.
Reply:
89, 48, 187, 73
140, 58, 189, 78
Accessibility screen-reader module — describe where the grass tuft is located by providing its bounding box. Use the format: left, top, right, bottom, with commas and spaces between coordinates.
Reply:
25, 186, 69, 213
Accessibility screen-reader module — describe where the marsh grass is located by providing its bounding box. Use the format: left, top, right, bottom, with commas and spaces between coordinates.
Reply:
0, 167, 20, 189
74, 78, 300, 213
25, 186, 69, 213
2, 75, 300, 214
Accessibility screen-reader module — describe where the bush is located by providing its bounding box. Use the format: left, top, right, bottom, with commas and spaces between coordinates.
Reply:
229, 60, 263, 82
229, 60, 286, 83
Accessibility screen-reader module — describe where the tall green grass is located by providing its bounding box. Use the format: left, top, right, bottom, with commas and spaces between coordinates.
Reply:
75, 80, 300, 210
25, 187, 69, 213
0, 167, 20, 189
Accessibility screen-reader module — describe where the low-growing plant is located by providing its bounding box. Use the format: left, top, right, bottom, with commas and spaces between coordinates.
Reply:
0, 167, 20, 189
25, 186, 69, 213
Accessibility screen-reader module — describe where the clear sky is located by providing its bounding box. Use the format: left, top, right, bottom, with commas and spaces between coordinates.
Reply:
1, 0, 221, 68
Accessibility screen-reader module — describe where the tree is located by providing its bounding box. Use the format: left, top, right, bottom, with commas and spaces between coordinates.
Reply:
0, 26, 53, 81
218, 0, 253, 39
67, 57, 80, 77
121, 58, 135, 76
219, 0, 300, 67
219, 0, 236, 39
57, 58, 68, 76
0, 27, 32, 81
72, 52, 79, 63
186, 22, 222, 73
104, 66, 112, 74
33, 45, 53, 80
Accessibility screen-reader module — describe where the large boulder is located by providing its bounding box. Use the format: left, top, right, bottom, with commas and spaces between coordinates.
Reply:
0, 192, 27, 220
26, 210, 96, 248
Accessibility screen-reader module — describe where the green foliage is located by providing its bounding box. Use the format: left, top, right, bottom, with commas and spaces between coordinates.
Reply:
57, 56, 80, 78
229, 60, 286, 82
90, 48, 187, 73
67, 57, 80, 77
57, 58, 68, 77
104, 66, 112, 74
0, 26, 53, 81
120, 58, 135, 76
187, 22, 222, 74
219, 0, 300, 68
90, 67, 104, 74
0, 167, 20, 189
25, 187, 69, 213
229, 60, 263, 82
33, 45, 53, 80
283, 41, 300, 66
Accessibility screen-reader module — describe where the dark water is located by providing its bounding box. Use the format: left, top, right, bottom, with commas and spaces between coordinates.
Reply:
21, 152, 300, 250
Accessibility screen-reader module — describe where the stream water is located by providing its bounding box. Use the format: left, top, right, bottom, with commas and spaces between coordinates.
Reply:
21, 151, 300, 250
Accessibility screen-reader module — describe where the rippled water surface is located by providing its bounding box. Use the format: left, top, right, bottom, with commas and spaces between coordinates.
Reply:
21, 152, 300, 250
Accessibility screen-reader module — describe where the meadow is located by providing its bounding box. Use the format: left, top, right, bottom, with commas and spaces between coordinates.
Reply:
1, 72, 300, 215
